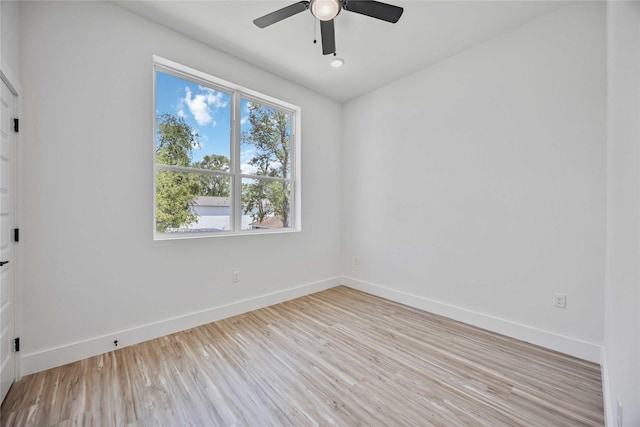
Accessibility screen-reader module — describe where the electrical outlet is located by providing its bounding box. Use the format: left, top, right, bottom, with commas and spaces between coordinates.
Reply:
553, 293, 566, 308
354, 256, 360, 266
232, 271, 240, 283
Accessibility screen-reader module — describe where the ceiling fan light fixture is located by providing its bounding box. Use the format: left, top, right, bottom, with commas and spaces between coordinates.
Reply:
330, 57, 345, 68
311, 0, 341, 21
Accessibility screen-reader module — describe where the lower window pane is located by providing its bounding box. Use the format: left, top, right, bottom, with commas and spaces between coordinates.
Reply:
156, 170, 231, 234
241, 178, 292, 230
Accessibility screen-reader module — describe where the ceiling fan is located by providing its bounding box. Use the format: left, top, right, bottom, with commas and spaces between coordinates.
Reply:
253, 0, 404, 55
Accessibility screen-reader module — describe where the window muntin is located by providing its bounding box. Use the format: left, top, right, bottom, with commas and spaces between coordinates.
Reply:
153, 57, 300, 239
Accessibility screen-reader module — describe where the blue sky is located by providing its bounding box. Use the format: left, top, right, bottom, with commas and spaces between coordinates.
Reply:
155, 71, 257, 172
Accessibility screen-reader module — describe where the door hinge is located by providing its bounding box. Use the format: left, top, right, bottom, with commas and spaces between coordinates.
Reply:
14, 337, 20, 352
13, 118, 18, 133
14, 228, 19, 242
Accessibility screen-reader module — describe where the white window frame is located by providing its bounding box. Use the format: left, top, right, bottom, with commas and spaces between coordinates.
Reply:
153, 56, 302, 240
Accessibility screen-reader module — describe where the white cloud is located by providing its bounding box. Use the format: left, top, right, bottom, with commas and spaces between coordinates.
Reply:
269, 161, 282, 171
180, 86, 230, 127
241, 163, 258, 175
184, 87, 212, 126
240, 116, 248, 125
199, 86, 229, 109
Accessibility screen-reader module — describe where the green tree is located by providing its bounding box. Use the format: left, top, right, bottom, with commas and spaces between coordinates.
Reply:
241, 103, 291, 227
193, 154, 231, 197
242, 179, 270, 223
155, 170, 200, 232
156, 113, 198, 167
155, 113, 200, 233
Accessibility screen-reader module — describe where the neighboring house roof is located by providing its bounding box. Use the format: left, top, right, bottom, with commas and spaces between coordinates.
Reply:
194, 196, 230, 207
250, 216, 284, 229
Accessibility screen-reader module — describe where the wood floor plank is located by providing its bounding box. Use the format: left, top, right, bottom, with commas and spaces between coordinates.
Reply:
1, 286, 604, 426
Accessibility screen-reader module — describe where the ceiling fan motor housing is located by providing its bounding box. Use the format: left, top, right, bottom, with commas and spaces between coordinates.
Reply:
310, 0, 342, 21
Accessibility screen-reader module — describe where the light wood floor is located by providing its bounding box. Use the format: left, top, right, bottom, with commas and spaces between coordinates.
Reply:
1, 286, 604, 426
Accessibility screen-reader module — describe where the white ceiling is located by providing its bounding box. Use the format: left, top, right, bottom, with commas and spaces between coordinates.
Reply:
115, 1, 570, 102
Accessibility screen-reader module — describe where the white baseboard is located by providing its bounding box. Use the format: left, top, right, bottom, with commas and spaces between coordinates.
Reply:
341, 276, 602, 364
20, 277, 341, 376
600, 347, 614, 426
21, 275, 603, 376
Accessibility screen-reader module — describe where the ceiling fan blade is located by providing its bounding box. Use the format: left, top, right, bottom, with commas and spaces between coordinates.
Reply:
253, 1, 310, 28
320, 19, 336, 55
343, 0, 403, 23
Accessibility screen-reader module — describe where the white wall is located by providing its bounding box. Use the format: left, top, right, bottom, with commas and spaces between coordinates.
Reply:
19, 1, 342, 374
604, 1, 640, 425
342, 2, 606, 361
17, 2, 626, 410
1, 0, 20, 79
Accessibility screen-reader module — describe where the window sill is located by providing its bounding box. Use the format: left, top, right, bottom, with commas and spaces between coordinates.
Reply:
154, 227, 301, 241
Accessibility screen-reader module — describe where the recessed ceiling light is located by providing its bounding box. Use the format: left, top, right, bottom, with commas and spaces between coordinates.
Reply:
330, 58, 345, 68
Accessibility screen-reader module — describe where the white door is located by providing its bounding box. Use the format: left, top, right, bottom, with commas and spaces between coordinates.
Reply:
0, 78, 16, 403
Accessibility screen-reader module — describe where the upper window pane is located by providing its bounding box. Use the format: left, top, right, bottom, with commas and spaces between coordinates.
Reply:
240, 99, 292, 179
155, 71, 231, 169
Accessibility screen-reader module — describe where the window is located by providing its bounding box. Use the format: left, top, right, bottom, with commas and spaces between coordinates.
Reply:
153, 56, 301, 239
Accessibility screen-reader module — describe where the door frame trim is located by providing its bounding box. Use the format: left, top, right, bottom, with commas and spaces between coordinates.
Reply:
1, 60, 22, 382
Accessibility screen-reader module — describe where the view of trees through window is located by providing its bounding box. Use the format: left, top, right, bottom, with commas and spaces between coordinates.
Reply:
154, 67, 296, 237
241, 102, 292, 228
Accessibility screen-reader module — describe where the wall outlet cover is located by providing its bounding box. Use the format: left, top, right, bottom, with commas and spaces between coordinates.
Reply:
553, 293, 566, 308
